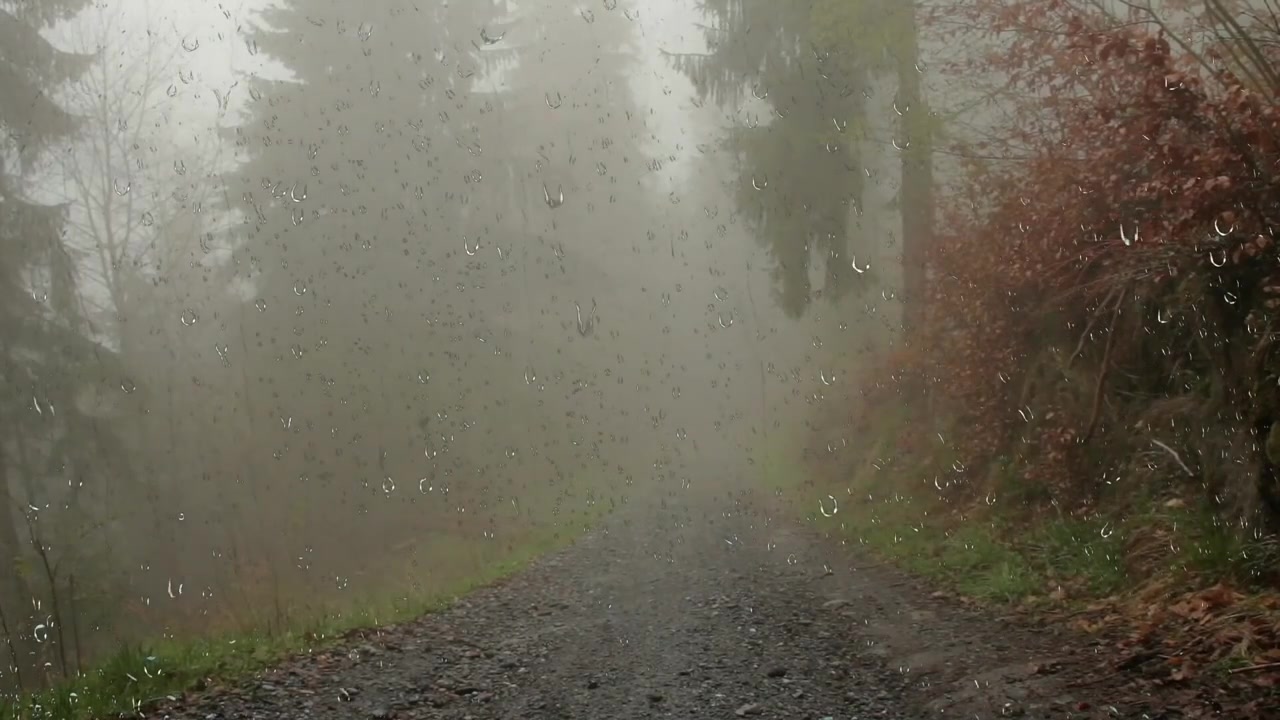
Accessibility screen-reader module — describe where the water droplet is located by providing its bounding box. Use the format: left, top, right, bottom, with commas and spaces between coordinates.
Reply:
604, 0, 618, 9
575, 300, 597, 336
120, 378, 136, 393
464, 236, 481, 256
182, 36, 200, 51
818, 495, 838, 517
113, 179, 130, 196
581, 8, 595, 22
1213, 217, 1234, 236
1209, 248, 1227, 267
179, 309, 198, 326
254, 298, 268, 312
1100, 522, 1114, 538
293, 281, 307, 296
33, 624, 48, 643
480, 28, 505, 44
382, 477, 396, 494
545, 91, 563, 109
543, 183, 564, 208
751, 175, 768, 190
851, 256, 869, 274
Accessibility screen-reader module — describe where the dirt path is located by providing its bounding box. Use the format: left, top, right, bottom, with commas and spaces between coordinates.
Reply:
155, 493, 1195, 720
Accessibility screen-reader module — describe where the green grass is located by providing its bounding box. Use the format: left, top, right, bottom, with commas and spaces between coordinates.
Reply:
0, 499, 606, 720
756, 426, 1275, 606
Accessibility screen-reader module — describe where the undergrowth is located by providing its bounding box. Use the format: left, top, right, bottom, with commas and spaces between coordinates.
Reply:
0, 511, 602, 720
765, 413, 1280, 607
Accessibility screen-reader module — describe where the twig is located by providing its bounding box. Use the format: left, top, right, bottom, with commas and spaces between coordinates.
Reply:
1228, 661, 1280, 674
25, 513, 68, 678
1067, 285, 1122, 368
69, 573, 82, 677
1151, 439, 1196, 477
0, 595, 24, 692
1082, 288, 1127, 443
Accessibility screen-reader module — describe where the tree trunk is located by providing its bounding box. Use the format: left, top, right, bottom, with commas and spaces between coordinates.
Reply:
895, 0, 934, 338
0, 441, 35, 691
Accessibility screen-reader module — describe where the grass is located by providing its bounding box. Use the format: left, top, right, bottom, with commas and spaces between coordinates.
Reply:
758, 425, 1278, 607
1, 488, 608, 720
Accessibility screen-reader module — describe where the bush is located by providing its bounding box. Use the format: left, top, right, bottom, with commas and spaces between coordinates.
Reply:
874, 1, 1280, 536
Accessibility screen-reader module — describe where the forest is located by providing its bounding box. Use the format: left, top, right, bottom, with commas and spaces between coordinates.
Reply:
2, 0, 1280, 717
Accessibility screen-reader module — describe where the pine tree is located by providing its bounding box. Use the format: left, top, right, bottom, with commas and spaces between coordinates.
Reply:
0, 0, 105, 691
667, 0, 869, 318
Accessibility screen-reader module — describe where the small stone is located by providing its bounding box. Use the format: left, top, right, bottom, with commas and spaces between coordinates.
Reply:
587, 679, 600, 689
822, 598, 848, 610
735, 703, 761, 716
370, 708, 392, 720
765, 666, 787, 678
646, 692, 664, 703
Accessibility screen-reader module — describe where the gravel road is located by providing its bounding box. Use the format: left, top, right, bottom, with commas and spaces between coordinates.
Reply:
155, 491, 1171, 720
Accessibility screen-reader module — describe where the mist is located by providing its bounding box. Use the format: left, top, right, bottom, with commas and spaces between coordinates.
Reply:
1, 0, 883, 679
9, 0, 1276, 715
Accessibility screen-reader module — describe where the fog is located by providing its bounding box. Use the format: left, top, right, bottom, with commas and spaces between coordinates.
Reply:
1, 0, 933, 686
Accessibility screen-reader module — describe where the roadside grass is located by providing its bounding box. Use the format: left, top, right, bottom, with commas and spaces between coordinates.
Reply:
0, 480, 609, 720
757, 430, 1279, 606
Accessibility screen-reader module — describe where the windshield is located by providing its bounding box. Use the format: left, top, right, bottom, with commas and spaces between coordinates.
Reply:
3, 1, 1280, 718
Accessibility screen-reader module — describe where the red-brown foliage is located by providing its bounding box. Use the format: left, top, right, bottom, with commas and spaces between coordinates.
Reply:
877, 1, 1280, 499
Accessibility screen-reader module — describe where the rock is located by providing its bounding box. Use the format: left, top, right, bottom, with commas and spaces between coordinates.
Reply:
735, 702, 762, 716
646, 692, 665, 703
822, 598, 848, 610
370, 707, 393, 719
765, 666, 787, 678
586, 679, 600, 689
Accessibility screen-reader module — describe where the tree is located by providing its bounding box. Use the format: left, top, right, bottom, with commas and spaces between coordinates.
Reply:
218, 0, 513, 591
667, 0, 871, 318
0, 0, 112, 691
